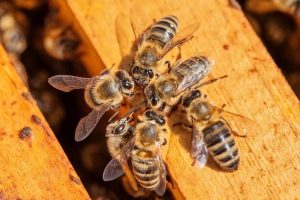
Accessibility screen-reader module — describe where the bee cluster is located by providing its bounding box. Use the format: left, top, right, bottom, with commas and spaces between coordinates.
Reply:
3, 0, 298, 198
49, 15, 253, 197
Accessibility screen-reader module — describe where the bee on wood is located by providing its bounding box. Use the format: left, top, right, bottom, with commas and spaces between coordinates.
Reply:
105, 101, 145, 158
175, 88, 258, 171
43, 10, 80, 61
103, 110, 168, 196
48, 69, 135, 141
131, 14, 199, 86
144, 56, 213, 115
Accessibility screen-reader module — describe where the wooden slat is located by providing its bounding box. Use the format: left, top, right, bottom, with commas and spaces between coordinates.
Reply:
54, 0, 300, 199
0, 46, 90, 199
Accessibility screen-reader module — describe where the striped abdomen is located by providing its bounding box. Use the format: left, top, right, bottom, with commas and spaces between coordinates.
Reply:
132, 150, 160, 190
202, 120, 239, 171
145, 15, 179, 47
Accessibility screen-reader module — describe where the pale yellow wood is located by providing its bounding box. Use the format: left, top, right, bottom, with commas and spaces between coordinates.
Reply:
56, 0, 300, 199
0, 46, 90, 199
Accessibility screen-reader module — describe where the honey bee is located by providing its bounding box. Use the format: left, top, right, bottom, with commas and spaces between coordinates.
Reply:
43, 10, 80, 61
0, 2, 27, 55
131, 15, 199, 86
176, 89, 257, 171
103, 110, 168, 196
48, 69, 135, 141
144, 56, 213, 114
0, 2, 28, 84
105, 101, 146, 158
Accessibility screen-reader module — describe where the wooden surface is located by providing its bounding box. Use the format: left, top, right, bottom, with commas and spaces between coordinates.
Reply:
57, 0, 300, 199
0, 46, 90, 199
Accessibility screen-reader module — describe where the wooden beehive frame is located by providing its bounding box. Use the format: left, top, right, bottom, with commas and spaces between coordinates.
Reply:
0, 0, 299, 199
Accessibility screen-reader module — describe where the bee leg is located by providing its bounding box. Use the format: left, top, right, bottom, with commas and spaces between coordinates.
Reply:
167, 96, 182, 116
232, 131, 247, 138
172, 122, 192, 129
165, 60, 172, 73
176, 45, 182, 60
165, 164, 175, 189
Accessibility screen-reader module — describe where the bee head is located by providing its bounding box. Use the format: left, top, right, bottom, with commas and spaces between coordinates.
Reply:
182, 90, 201, 108
115, 70, 135, 97
106, 118, 130, 137
131, 63, 154, 86
144, 110, 165, 126
144, 84, 163, 110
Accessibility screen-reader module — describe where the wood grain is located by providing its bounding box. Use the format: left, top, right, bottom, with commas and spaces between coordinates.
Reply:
0, 46, 90, 199
56, 0, 300, 199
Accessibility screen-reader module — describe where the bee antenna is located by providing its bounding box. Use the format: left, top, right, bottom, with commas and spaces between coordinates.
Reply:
123, 100, 147, 118
108, 111, 119, 123
195, 75, 228, 89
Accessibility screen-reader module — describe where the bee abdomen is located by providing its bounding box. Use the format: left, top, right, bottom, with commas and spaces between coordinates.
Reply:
132, 156, 160, 189
146, 16, 179, 46
203, 120, 240, 171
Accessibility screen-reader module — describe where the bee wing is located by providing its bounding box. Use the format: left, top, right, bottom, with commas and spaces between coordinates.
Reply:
191, 124, 208, 168
154, 155, 167, 196
48, 75, 92, 92
103, 136, 136, 181
161, 22, 200, 58
130, 5, 152, 47
75, 103, 111, 142
171, 57, 213, 96
210, 104, 260, 137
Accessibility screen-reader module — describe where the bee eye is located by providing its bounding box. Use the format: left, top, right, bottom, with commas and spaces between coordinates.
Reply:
146, 70, 154, 78
132, 66, 139, 73
115, 124, 125, 134
150, 95, 159, 106
192, 90, 201, 98
123, 80, 133, 89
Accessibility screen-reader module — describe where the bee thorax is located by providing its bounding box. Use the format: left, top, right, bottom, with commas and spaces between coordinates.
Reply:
139, 124, 158, 145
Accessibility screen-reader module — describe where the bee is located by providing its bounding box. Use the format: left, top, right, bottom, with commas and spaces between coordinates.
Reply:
43, 9, 80, 61
48, 69, 135, 141
103, 110, 168, 196
176, 89, 257, 171
0, 2, 27, 55
144, 56, 213, 115
131, 15, 199, 86
0, 2, 28, 85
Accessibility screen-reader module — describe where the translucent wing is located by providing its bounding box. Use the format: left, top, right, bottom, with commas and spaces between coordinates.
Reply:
130, 4, 152, 47
48, 75, 92, 92
103, 136, 136, 181
161, 22, 200, 58
75, 103, 111, 142
170, 56, 213, 96
154, 154, 167, 196
191, 123, 208, 168
210, 104, 260, 137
